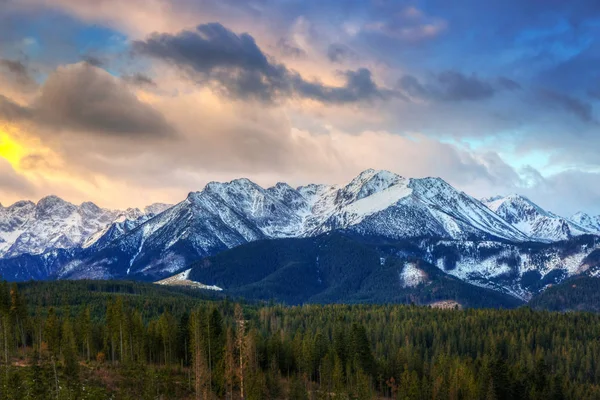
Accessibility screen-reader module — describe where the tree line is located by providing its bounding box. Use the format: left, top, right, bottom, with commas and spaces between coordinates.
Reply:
0, 280, 599, 399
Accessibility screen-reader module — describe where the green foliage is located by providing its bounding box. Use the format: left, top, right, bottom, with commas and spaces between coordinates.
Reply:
0, 279, 597, 398
188, 233, 523, 308
529, 276, 600, 312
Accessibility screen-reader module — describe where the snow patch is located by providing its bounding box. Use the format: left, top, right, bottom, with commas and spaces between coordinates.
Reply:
400, 262, 428, 288
155, 269, 223, 291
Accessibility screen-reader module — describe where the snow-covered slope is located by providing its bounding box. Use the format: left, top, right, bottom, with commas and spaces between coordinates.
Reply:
482, 194, 591, 242
0, 197, 172, 259
3, 169, 600, 286
0, 196, 122, 258
155, 268, 222, 291
570, 212, 600, 233
56, 169, 532, 279
420, 235, 600, 300
82, 204, 172, 249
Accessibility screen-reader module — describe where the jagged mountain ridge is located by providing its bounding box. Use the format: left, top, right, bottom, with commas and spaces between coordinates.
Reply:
0, 197, 171, 259
481, 194, 592, 242
571, 211, 600, 233
0, 169, 599, 292
53, 169, 538, 280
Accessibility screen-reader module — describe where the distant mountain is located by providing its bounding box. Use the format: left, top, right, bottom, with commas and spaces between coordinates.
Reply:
52, 169, 532, 281
82, 204, 172, 249
0, 197, 171, 259
0, 196, 119, 258
481, 194, 591, 242
0, 169, 599, 309
570, 211, 600, 233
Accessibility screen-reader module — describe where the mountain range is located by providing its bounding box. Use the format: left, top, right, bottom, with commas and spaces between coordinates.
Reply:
1, 169, 599, 307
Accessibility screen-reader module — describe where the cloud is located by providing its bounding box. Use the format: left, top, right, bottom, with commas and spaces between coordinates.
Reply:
0, 158, 34, 199
0, 95, 32, 121
122, 72, 157, 88
398, 71, 496, 102
327, 43, 357, 63
497, 77, 521, 91
537, 89, 595, 123
0, 62, 175, 138
363, 6, 447, 42
276, 38, 306, 58
81, 55, 105, 67
0, 59, 36, 87
515, 169, 600, 217
290, 68, 397, 103
0, 59, 38, 94
134, 23, 394, 104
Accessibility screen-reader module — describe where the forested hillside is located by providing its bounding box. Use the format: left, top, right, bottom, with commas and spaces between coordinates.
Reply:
187, 234, 524, 308
528, 276, 600, 312
0, 280, 598, 399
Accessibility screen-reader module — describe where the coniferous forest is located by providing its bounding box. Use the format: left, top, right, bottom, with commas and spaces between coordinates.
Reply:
0, 280, 598, 399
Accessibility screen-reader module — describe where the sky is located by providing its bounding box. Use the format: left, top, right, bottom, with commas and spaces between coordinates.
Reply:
0, 0, 600, 216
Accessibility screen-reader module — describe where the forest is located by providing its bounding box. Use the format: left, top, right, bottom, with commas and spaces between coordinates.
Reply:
0, 280, 598, 399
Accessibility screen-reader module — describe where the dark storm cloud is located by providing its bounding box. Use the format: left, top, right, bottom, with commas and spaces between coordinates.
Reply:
0, 63, 175, 138
0, 95, 31, 121
292, 68, 396, 103
134, 23, 393, 104
588, 88, 600, 100
398, 71, 496, 102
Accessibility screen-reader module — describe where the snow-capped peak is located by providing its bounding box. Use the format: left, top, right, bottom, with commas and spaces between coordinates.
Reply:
570, 211, 600, 233
343, 169, 403, 201
5, 169, 600, 283
484, 194, 539, 213
0, 195, 122, 257
482, 194, 591, 242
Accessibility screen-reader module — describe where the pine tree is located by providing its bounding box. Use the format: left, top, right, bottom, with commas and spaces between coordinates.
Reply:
190, 309, 211, 399
61, 317, 79, 379
235, 304, 247, 400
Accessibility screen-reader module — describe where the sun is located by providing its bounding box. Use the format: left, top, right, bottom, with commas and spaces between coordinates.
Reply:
0, 128, 26, 169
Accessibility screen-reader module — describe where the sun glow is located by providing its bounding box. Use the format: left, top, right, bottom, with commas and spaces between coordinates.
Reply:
0, 129, 26, 169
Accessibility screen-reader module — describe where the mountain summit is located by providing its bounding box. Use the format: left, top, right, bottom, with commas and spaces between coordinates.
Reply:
0, 170, 599, 288
482, 194, 590, 242
52, 170, 534, 279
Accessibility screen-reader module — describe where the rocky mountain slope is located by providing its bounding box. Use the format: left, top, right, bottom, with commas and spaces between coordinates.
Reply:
482, 194, 590, 242
0, 196, 120, 258
0, 169, 599, 307
50, 170, 535, 280
177, 232, 600, 303
571, 211, 600, 233
0, 197, 171, 259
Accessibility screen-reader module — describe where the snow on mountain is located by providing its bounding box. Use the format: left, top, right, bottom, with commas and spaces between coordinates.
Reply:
3, 169, 600, 286
155, 268, 223, 291
400, 262, 429, 288
570, 212, 600, 233
421, 236, 600, 300
56, 170, 534, 280
82, 204, 173, 249
0, 196, 121, 258
482, 194, 591, 242
0, 195, 173, 259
